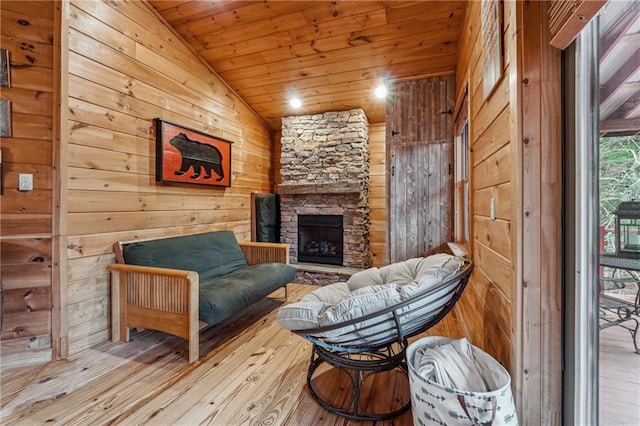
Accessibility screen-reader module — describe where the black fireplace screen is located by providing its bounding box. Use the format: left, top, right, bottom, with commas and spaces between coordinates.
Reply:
298, 215, 343, 265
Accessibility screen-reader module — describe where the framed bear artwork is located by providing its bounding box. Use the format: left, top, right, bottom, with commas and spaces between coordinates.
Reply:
155, 118, 232, 187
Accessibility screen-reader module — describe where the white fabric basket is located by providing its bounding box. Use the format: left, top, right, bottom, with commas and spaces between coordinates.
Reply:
406, 336, 518, 426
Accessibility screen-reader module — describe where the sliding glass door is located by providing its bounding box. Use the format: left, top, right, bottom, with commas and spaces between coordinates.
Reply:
564, 2, 640, 424
563, 17, 600, 426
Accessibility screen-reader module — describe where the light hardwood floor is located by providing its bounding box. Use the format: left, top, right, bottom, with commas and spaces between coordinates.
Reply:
2, 283, 638, 425
0, 284, 464, 425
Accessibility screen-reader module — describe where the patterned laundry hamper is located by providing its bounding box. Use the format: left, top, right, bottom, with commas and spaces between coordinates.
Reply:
406, 336, 518, 426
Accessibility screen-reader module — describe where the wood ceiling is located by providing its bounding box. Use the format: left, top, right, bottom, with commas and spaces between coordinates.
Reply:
149, 1, 464, 130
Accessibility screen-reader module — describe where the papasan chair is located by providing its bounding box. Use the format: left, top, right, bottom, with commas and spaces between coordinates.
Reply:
277, 253, 473, 421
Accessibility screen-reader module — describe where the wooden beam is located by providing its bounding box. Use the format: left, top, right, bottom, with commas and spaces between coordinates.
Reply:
600, 116, 640, 135
548, 0, 606, 50
600, 8, 640, 81
51, 0, 67, 362
517, 0, 563, 423
599, 50, 640, 119
276, 182, 361, 195
624, 99, 640, 119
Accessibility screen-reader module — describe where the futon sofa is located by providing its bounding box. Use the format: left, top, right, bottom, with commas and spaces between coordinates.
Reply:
107, 230, 296, 363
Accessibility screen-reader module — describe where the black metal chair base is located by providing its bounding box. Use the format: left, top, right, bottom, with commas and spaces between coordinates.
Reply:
306, 342, 412, 421
292, 260, 474, 420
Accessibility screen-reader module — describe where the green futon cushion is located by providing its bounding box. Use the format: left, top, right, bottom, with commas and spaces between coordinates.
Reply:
122, 230, 248, 281
199, 262, 297, 324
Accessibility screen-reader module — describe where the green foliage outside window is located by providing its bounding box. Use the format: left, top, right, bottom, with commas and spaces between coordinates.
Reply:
599, 136, 640, 251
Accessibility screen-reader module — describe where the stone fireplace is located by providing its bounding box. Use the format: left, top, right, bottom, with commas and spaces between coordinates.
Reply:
278, 109, 371, 269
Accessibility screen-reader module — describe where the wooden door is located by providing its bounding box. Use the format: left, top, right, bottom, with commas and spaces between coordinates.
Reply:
387, 76, 454, 262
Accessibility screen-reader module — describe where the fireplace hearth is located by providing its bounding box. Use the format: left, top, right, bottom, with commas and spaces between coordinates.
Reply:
298, 215, 343, 266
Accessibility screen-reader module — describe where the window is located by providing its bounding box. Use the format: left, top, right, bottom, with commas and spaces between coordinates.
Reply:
454, 92, 470, 252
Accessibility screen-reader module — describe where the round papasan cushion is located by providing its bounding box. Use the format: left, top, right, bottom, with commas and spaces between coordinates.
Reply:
276, 253, 464, 345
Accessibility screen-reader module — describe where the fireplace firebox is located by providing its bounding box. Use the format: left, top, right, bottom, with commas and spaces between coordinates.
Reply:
298, 215, 343, 265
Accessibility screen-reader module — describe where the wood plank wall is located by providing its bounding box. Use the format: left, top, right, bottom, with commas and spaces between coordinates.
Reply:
454, 0, 514, 376
62, 0, 274, 356
519, 1, 562, 423
0, 0, 56, 368
368, 123, 386, 267
455, 1, 563, 423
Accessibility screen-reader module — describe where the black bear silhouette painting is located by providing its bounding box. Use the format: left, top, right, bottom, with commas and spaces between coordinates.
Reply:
170, 133, 224, 181
155, 119, 232, 187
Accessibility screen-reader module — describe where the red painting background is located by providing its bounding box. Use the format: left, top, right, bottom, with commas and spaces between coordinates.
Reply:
156, 119, 232, 187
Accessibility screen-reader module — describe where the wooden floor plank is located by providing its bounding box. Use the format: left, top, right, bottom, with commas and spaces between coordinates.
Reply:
1, 333, 182, 419
0, 284, 420, 425
198, 342, 306, 425
0, 365, 44, 409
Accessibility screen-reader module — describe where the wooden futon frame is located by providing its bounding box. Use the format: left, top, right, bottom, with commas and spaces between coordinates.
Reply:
107, 237, 290, 363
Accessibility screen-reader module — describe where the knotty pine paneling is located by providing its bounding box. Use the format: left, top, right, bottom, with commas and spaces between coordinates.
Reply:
0, 0, 55, 367
473, 216, 511, 259
368, 123, 386, 267
148, 1, 463, 129
63, 0, 274, 355
67, 275, 109, 307
474, 183, 511, 220
68, 210, 251, 236
453, 0, 514, 372
472, 143, 512, 191
472, 106, 510, 167
520, 1, 563, 422
455, 1, 563, 423
64, 223, 252, 264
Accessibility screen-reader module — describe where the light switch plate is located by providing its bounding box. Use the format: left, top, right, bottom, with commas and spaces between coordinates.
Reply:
18, 173, 33, 191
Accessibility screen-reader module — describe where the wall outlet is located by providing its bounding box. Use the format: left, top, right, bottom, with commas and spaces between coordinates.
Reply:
18, 173, 33, 191
490, 198, 496, 221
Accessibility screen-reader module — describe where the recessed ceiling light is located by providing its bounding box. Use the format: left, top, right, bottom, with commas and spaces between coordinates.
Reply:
374, 85, 387, 99
290, 97, 302, 108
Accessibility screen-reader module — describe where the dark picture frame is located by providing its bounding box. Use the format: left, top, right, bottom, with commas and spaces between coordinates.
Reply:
0, 100, 11, 137
481, 0, 503, 100
0, 49, 9, 87
155, 118, 232, 187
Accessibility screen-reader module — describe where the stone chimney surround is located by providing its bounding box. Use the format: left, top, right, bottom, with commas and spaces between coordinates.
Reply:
278, 109, 371, 269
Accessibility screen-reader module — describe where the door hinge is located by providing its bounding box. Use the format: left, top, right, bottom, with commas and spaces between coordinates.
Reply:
448, 163, 452, 175
391, 130, 399, 136
392, 165, 395, 176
